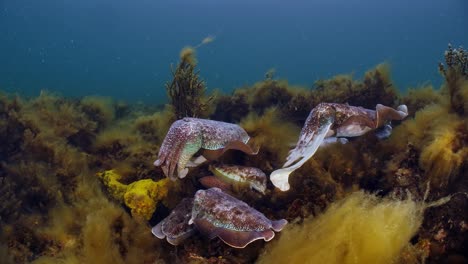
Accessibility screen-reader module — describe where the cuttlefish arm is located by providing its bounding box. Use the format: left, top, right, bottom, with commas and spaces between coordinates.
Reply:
270, 104, 335, 191
154, 118, 203, 180
376, 104, 408, 127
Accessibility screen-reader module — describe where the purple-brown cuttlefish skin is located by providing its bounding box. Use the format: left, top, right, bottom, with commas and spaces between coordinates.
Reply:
270, 103, 408, 191
154, 117, 258, 180
189, 187, 287, 248
151, 198, 195, 246
199, 164, 267, 194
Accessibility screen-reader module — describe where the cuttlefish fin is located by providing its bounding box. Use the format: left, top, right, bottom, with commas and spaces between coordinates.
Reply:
216, 228, 275, 248
375, 104, 408, 127
151, 223, 166, 239
270, 119, 333, 191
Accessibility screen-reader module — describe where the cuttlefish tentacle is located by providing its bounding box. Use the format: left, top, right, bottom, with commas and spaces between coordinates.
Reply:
154, 118, 202, 180
271, 104, 335, 191
375, 104, 408, 127
270, 103, 408, 191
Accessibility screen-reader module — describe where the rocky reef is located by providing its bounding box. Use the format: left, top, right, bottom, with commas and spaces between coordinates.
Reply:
0, 45, 466, 263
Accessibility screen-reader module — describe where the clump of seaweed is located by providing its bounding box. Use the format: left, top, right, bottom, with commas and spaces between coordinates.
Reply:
313, 63, 398, 109
133, 105, 175, 144
372, 45, 468, 263
0, 94, 24, 161
401, 85, 442, 114
91, 105, 176, 183
387, 47, 467, 190
210, 92, 250, 123
240, 108, 300, 171
214, 63, 399, 127
0, 93, 170, 263
258, 191, 427, 264
166, 46, 213, 119
79, 96, 115, 129
29, 179, 163, 264
439, 44, 468, 115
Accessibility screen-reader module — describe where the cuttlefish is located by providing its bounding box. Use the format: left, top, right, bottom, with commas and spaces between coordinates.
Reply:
154, 118, 258, 180
270, 103, 408, 191
199, 164, 268, 194
190, 188, 287, 248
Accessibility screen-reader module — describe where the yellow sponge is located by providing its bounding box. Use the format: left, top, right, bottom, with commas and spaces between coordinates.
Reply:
97, 170, 169, 220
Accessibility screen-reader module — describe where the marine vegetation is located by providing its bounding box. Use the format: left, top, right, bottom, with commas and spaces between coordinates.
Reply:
258, 191, 426, 264
166, 47, 213, 119
0, 44, 466, 263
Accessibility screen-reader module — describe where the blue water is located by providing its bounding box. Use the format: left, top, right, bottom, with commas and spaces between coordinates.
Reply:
1, 0, 467, 103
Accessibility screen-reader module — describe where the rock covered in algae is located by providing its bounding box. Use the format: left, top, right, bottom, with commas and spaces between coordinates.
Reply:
151, 198, 195, 246
97, 170, 169, 220
189, 187, 287, 248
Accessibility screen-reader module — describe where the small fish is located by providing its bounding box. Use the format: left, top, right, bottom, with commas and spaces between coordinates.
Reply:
195, 35, 216, 48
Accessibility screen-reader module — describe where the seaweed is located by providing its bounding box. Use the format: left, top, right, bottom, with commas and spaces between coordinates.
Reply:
258, 191, 427, 264
240, 108, 300, 171
401, 85, 442, 114
1, 45, 467, 263
210, 93, 250, 123
439, 44, 468, 115
0, 94, 25, 161
166, 47, 213, 119
312, 63, 398, 109
0, 94, 167, 263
